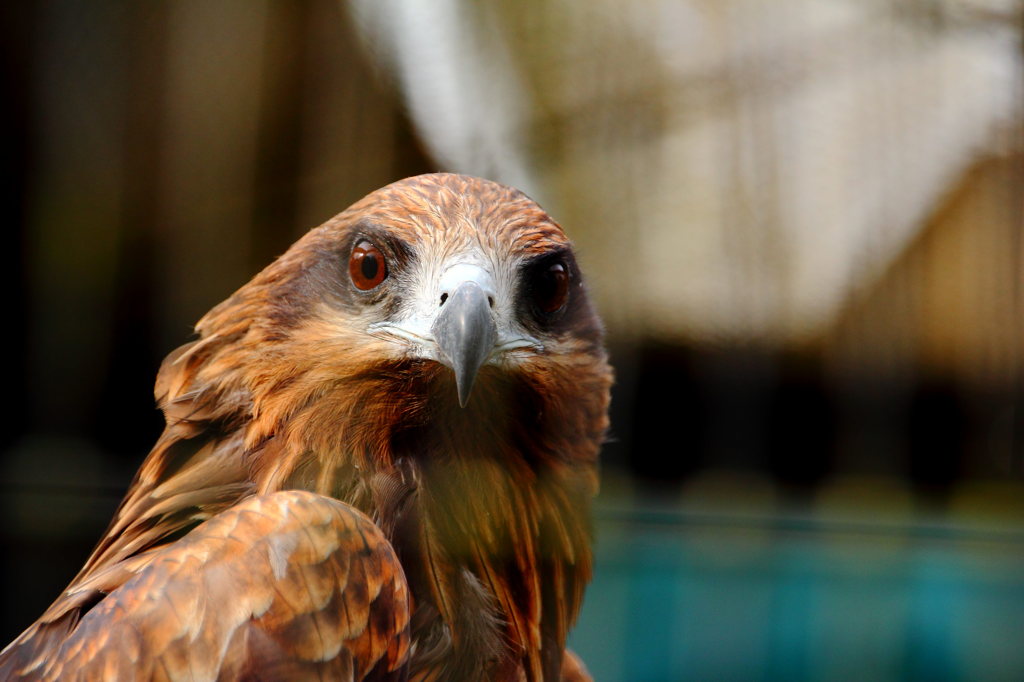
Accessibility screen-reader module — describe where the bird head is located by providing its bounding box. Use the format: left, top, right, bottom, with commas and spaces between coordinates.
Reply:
161, 173, 610, 488
341, 174, 605, 407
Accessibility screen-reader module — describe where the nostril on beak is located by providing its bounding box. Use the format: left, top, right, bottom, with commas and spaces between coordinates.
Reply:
440, 292, 491, 309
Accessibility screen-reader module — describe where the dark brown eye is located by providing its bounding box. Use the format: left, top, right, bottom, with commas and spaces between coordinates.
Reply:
534, 261, 570, 313
349, 239, 387, 290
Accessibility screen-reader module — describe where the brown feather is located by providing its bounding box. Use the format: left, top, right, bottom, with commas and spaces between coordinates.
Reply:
3, 492, 410, 681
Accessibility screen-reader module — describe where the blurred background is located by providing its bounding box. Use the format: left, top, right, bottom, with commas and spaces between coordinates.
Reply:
1, 1, 1022, 679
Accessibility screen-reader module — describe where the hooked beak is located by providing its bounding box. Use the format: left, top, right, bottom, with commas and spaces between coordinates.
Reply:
431, 280, 497, 407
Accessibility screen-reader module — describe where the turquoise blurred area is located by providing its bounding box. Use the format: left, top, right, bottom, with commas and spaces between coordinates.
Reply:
572, 487, 1024, 681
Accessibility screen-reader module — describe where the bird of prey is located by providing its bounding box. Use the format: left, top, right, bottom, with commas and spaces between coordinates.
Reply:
1, 174, 612, 681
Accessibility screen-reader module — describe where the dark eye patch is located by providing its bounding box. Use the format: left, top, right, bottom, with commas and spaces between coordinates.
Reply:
521, 250, 572, 318
517, 248, 600, 341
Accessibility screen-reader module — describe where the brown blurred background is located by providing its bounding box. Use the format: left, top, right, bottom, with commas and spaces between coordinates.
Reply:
1, 1, 1022, 679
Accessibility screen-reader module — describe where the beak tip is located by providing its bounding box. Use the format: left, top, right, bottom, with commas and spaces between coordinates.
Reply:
455, 368, 476, 408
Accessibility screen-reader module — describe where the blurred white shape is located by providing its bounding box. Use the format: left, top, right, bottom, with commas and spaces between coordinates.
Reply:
349, 0, 1021, 342
349, 0, 536, 194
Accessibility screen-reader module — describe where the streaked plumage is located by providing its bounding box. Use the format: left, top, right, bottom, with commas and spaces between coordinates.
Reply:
1, 174, 611, 681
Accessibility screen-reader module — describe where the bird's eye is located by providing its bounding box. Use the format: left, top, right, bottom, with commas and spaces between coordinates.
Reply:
349, 239, 387, 290
533, 261, 570, 314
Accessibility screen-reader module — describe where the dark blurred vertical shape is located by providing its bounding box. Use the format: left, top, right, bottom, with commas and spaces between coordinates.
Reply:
153, 0, 269, 349
766, 353, 833, 488
95, 3, 170, 462
0, 2, 34, 455
909, 381, 965, 490
251, 1, 308, 267
698, 350, 777, 472
295, 0, 432, 230
627, 345, 707, 487
25, 1, 129, 436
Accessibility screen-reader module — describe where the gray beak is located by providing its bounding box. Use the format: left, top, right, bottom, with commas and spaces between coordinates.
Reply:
431, 281, 498, 407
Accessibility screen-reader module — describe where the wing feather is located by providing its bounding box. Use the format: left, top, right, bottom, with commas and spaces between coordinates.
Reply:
1, 491, 410, 681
